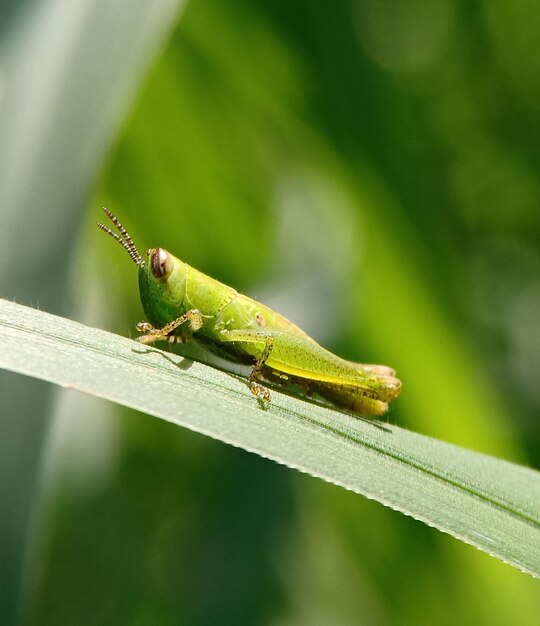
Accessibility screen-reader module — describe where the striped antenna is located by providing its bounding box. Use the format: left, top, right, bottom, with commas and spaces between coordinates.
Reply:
97, 207, 144, 266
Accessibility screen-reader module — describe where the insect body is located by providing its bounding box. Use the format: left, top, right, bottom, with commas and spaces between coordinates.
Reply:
98, 208, 401, 415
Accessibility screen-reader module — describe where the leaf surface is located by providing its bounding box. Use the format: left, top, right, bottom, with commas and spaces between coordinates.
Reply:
1, 298, 539, 578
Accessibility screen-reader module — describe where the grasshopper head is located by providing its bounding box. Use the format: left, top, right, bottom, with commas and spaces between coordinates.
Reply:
138, 247, 187, 327
97, 208, 186, 327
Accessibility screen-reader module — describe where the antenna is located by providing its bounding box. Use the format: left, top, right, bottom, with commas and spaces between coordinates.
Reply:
97, 207, 144, 266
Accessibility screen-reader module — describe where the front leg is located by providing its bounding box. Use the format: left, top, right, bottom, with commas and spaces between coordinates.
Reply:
136, 309, 203, 345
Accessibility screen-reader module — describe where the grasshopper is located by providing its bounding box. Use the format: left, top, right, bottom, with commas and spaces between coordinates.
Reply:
98, 208, 401, 415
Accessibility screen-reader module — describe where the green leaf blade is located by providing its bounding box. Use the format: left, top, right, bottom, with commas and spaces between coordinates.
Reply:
1, 297, 539, 578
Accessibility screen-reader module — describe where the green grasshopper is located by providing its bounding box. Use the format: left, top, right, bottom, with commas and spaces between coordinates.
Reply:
98, 208, 401, 415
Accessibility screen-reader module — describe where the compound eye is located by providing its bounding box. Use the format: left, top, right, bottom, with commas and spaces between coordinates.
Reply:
150, 248, 173, 279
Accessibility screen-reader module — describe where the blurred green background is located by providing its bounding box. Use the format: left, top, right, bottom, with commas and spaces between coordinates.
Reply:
1, 0, 540, 624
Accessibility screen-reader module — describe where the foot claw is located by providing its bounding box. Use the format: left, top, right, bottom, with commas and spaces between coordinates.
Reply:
249, 381, 271, 403
136, 321, 154, 333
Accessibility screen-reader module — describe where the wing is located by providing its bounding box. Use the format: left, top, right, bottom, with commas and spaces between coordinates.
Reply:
217, 327, 401, 403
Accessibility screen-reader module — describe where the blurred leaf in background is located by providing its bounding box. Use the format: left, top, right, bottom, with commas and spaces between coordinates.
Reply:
0, 0, 184, 624
2, 0, 540, 624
